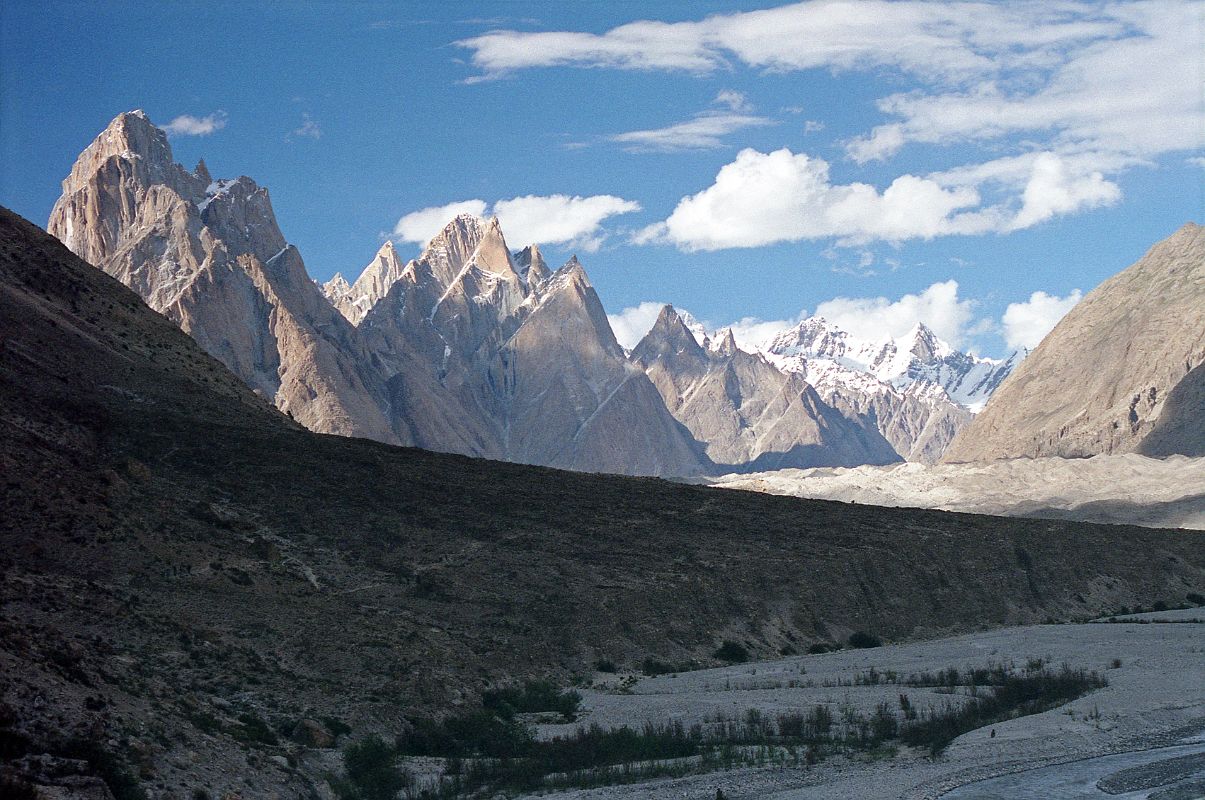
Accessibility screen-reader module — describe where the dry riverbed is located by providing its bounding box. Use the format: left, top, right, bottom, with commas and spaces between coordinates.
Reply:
527, 615, 1205, 799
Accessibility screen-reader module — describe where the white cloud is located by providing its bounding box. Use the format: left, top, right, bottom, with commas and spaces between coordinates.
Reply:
456, 2, 1123, 83
637, 147, 985, 250
846, 4, 1203, 163
162, 111, 227, 137
457, 2, 1199, 238
1010, 153, 1121, 230
607, 301, 669, 349
846, 124, 904, 164
609, 112, 775, 152
393, 195, 640, 251
813, 280, 976, 346
714, 89, 752, 112
604, 91, 774, 152
491, 194, 641, 250
637, 147, 1124, 250
291, 113, 322, 140
393, 200, 489, 244
723, 314, 804, 350
1001, 289, 1082, 351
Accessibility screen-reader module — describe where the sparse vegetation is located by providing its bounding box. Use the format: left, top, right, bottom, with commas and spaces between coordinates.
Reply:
375, 662, 1105, 797
807, 642, 841, 654
847, 631, 882, 649
341, 735, 410, 800
713, 641, 749, 663
482, 679, 581, 721
898, 664, 1106, 755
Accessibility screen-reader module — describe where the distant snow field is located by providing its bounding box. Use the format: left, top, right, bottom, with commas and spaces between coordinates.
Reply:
703, 454, 1205, 530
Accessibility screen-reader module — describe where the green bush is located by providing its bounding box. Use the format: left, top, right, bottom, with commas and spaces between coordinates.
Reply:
343, 735, 408, 800
482, 680, 581, 720
848, 631, 882, 649
713, 641, 749, 663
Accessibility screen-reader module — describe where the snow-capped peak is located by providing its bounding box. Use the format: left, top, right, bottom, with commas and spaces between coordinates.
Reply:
760, 315, 1018, 413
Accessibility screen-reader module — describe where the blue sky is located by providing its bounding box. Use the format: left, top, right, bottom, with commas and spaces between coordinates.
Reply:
2, 1, 1201, 357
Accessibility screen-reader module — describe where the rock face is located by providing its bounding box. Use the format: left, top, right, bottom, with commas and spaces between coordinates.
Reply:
48, 110, 402, 445
758, 318, 1014, 463
632, 306, 899, 470
944, 223, 1205, 462
45, 111, 1028, 476
322, 240, 407, 325
49, 111, 703, 476
359, 222, 705, 474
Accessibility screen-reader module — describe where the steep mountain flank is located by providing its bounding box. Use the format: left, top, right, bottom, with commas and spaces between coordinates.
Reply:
47, 110, 403, 444
632, 306, 899, 470
3, 205, 1204, 798
944, 223, 1205, 462
49, 112, 702, 476
358, 219, 706, 474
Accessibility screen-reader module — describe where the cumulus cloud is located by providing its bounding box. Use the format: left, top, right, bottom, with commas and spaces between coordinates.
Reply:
162, 111, 227, 137
607, 301, 670, 349
813, 280, 976, 346
846, 124, 904, 164
635, 147, 987, 250
636, 147, 1124, 250
1001, 289, 1082, 351
458, 2, 1198, 238
393, 200, 489, 244
723, 314, 806, 350
1011, 153, 1122, 229
491, 194, 641, 251
393, 195, 639, 251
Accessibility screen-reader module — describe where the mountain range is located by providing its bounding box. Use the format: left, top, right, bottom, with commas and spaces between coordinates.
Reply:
5, 202, 1203, 798
48, 111, 1022, 474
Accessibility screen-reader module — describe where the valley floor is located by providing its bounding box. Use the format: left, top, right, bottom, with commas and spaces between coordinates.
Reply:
527, 612, 1205, 799
704, 453, 1205, 530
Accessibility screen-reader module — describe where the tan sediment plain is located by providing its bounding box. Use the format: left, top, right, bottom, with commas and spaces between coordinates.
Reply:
705, 453, 1205, 530
530, 617, 1205, 800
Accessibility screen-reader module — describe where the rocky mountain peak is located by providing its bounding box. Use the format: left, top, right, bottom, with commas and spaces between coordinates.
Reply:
714, 328, 739, 357
515, 244, 550, 288
899, 322, 948, 362
944, 221, 1205, 461
194, 158, 212, 184
468, 215, 518, 278
767, 316, 850, 361
631, 305, 708, 366
323, 272, 350, 298
59, 110, 185, 198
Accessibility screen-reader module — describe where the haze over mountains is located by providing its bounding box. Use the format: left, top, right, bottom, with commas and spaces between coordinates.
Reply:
48, 111, 1032, 475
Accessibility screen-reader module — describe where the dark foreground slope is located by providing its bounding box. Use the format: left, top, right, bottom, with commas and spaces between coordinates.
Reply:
2, 206, 1203, 797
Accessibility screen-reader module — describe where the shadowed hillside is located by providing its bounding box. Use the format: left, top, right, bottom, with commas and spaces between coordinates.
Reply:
3, 206, 1203, 796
